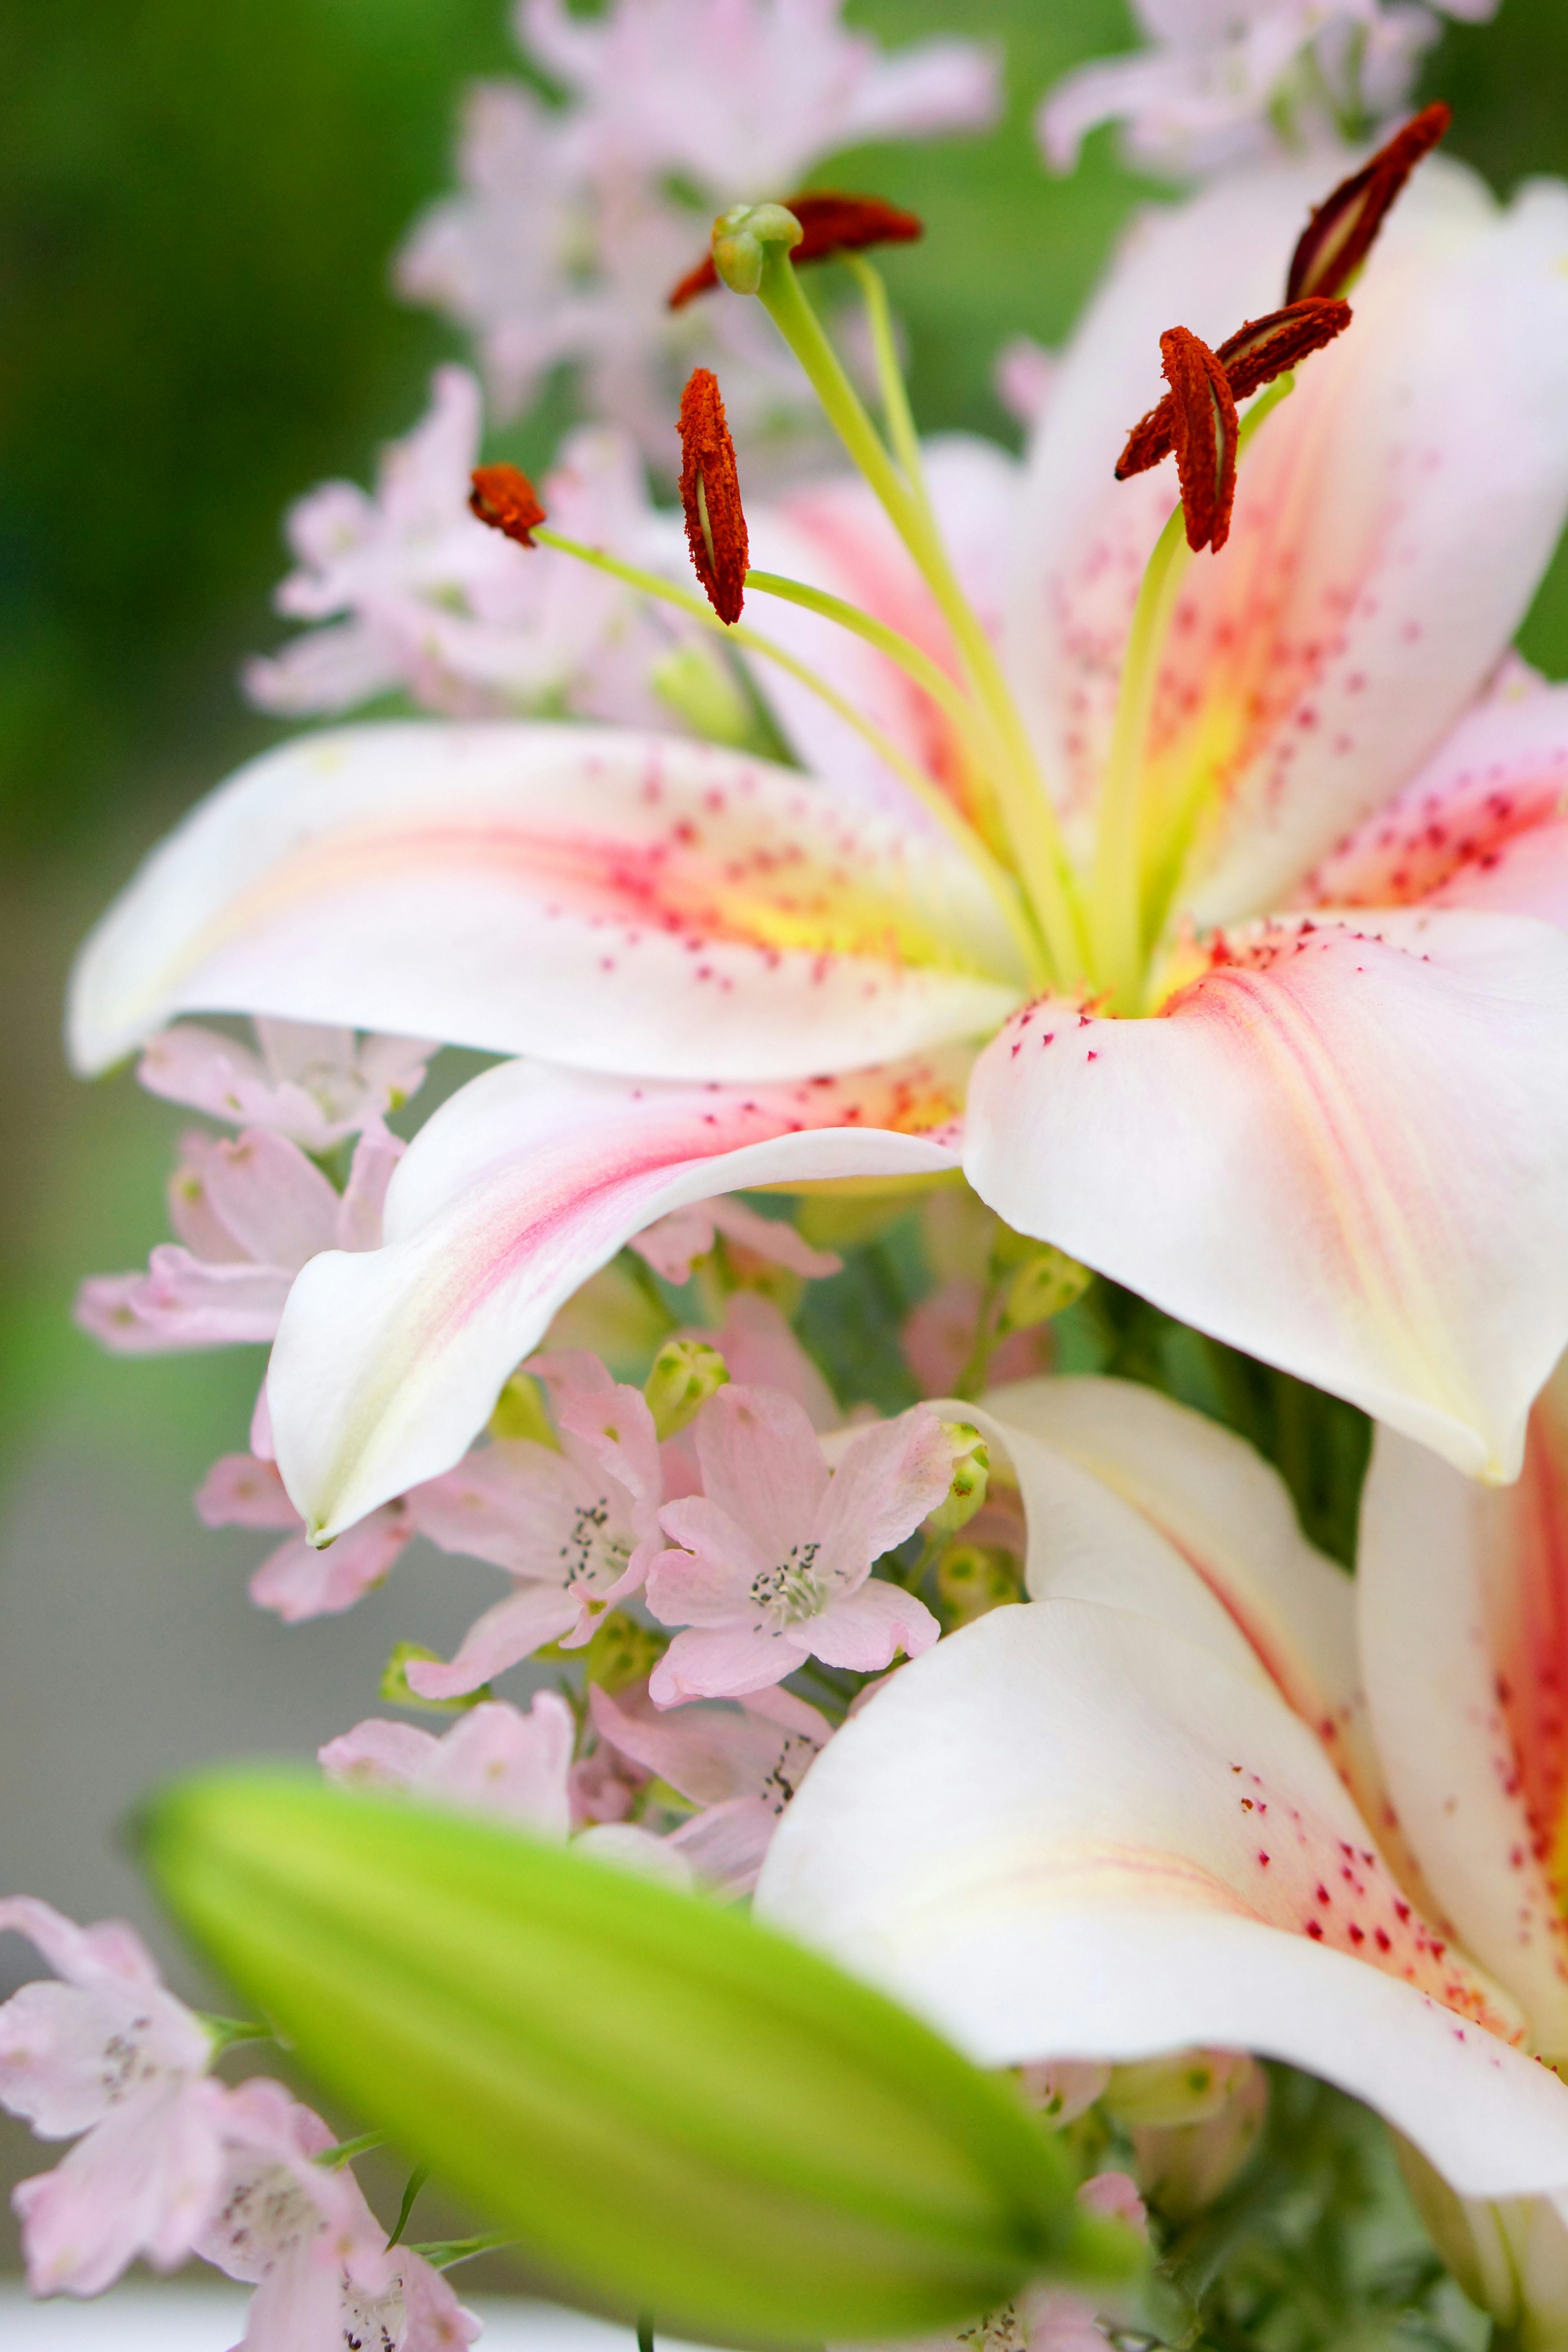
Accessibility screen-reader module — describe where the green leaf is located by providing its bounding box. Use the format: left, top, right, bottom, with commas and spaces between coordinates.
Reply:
140, 1770, 1136, 2346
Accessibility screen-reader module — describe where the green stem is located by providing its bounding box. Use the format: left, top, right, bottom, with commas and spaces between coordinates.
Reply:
756, 251, 1088, 987
841, 252, 929, 509
534, 524, 1036, 973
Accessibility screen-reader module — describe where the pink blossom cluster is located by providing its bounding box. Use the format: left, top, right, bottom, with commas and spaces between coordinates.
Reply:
395, 0, 1000, 462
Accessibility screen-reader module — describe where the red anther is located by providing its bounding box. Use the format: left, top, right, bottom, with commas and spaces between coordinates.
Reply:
668, 191, 923, 310
1161, 327, 1238, 554
1116, 296, 1351, 479
1286, 102, 1452, 304
678, 368, 749, 624
468, 463, 547, 546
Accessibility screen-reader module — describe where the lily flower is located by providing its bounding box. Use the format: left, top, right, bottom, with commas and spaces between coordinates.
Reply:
67, 125, 1568, 1544
752, 1366, 1568, 2269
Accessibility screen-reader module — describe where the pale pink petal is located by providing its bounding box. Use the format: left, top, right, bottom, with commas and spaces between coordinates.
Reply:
318, 1719, 439, 1790
706, 1196, 842, 1276
270, 1054, 962, 1536
13, 2079, 226, 2294
965, 911, 1568, 1479
74, 1252, 293, 1352
630, 1204, 717, 1282
666, 1794, 782, 1895
1304, 685, 1568, 927
556, 1382, 664, 1552
405, 1584, 584, 1699
417, 1694, 575, 1832
587, 1680, 828, 1807
645, 1507, 775, 1628
166, 1130, 246, 1260
196, 1454, 301, 1533
649, 1623, 797, 1704
138, 1026, 272, 1130
813, 1405, 952, 1585
248, 1507, 412, 1623
0, 1899, 165, 1994
1077, 2169, 1146, 2231
399, 2250, 483, 2350
1359, 1375, 1568, 2055
200, 1130, 340, 1272
757, 1599, 1568, 2206
701, 1290, 840, 1432
809, 1578, 940, 1672
67, 724, 1024, 1082
690, 1383, 829, 1561
335, 1123, 404, 1251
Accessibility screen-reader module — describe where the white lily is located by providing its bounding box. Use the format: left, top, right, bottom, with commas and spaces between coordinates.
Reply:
753, 1368, 1568, 2281
67, 132, 1568, 1540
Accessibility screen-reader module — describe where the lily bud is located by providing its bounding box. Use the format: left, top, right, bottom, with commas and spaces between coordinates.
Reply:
997, 1243, 1093, 1334
143, 1773, 1141, 2345
644, 1335, 730, 1439
1102, 2047, 1252, 2130
928, 1421, 991, 1533
710, 200, 804, 297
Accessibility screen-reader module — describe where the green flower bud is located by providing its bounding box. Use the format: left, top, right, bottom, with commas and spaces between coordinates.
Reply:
936, 1541, 1022, 1628
489, 1370, 557, 1446
142, 1773, 1141, 2345
996, 1244, 1093, 1335
644, 1335, 729, 1439
1102, 2047, 1252, 2130
380, 1642, 490, 1713
711, 201, 803, 296
1131, 2061, 1268, 2222
928, 1420, 991, 1534
566, 1606, 668, 1695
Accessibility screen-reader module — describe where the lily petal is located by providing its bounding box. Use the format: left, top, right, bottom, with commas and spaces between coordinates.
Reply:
756, 1598, 1568, 2206
270, 1053, 963, 1537
1360, 1375, 1568, 2054
67, 722, 1025, 1082
964, 910, 1568, 1478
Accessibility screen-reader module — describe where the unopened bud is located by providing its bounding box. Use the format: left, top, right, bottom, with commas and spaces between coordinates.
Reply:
1018, 2059, 1111, 2128
711, 201, 803, 297
571, 1608, 668, 1695
380, 1642, 488, 1713
644, 1336, 730, 1439
997, 1244, 1092, 1334
1102, 2048, 1252, 2131
928, 1422, 990, 1533
490, 1370, 557, 1446
1130, 2060, 1267, 2221
936, 1541, 1022, 1628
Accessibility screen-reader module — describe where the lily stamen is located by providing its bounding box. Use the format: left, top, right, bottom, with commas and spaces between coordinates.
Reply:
1287, 100, 1452, 303
678, 368, 749, 626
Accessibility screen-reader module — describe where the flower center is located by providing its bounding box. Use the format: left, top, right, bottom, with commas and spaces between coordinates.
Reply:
750, 1539, 824, 1626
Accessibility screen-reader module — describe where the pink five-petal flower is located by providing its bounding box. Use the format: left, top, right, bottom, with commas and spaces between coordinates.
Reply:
320, 1692, 576, 1836
71, 153, 1568, 1506
755, 1370, 1568, 2236
138, 1016, 430, 1149
401, 1356, 663, 1698
76, 1123, 402, 1357
645, 1386, 949, 1702
629, 1194, 840, 1285
195, 1453, 415, 1624
0, 1898, 229, 2295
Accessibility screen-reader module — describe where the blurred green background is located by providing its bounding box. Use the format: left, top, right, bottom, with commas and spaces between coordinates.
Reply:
0, 0, 1564, 2271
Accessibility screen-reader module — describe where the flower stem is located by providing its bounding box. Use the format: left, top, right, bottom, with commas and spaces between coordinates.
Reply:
533, 525, 1045, 986
840, 252, 929, 511
755, 250, 1087, 987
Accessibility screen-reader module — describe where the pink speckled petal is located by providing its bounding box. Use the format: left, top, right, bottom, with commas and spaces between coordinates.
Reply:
756, 1597, 1568, 2207
270, 1051, 963, 1538
1360, 1372, 1568, 2055
67, 722, 1025, 1083
964, 909, 1568, 1478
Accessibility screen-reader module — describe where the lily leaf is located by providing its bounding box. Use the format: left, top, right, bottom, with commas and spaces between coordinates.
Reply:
140, 1769, 1138, 2346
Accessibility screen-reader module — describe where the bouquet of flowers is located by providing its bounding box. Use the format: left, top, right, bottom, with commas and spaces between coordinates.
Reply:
13, 2, 1568, 2345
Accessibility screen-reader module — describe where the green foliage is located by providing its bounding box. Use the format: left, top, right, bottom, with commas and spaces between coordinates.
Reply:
142, 1768, 1137, 2346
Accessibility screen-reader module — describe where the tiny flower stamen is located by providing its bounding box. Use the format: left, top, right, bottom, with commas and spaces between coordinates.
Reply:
1160, 328, 1238, 555
678, 368, 749, 625
1116, 298, 1351, 481
468, 463, 547, 547
669, 192, 923, 310
1286, 101, 1452, 305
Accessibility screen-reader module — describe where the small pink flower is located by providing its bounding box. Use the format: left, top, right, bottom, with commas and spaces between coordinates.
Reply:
0, 1898, 227, 2296
138, 1018, 430, 1151
630, 1196, 841, 1285
196, 1454, 414, 1624
405, 1353, 664, 1699
646, 1387, 949, 1702
76, 1123, 400, 1356
320, 1693, 576, 1835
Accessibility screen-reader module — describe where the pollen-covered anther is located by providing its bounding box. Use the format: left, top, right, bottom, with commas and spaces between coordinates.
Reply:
669, 191, 923, 310
468, 463, 547, 547
1116, 297, 1351, 480
678, 367, 749, 625
1160, 327, 1238, 555
1286, 101, 1452, 305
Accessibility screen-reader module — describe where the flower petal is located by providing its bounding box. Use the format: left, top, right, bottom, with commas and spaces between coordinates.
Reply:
68, 722, 1025, 1082
756, 1598, 1568, 2204
965, 910, 1568, 1478
270, 1053, 962, 1537
809, 1579, 940, 1673
403, 1584, 584, 1700
1360, 1378, 1568, 2055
